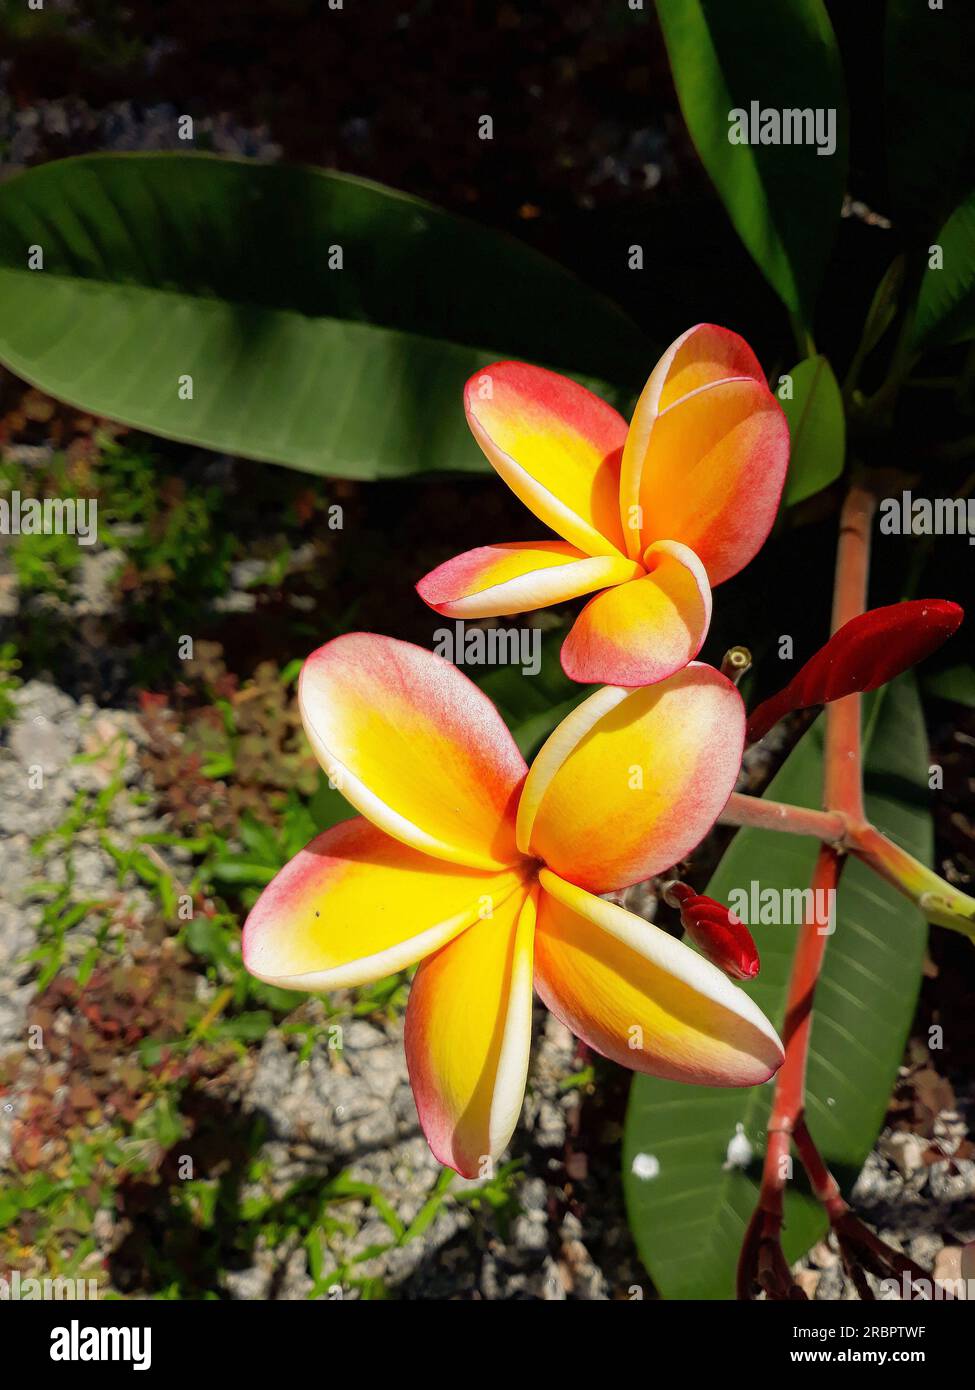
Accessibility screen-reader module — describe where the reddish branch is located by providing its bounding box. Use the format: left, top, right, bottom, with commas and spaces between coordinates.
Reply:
823, 482, 875, 823
719, 794, 848, 844
737, 846, 843, 1299
736, 481, 942, 1300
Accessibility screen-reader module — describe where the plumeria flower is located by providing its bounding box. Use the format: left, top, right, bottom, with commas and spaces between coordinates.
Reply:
417, 324, 789, 687
243, 634, 784, 1178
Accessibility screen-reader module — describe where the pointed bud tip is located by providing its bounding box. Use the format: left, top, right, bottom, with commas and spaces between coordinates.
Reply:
666, 882, 761, 981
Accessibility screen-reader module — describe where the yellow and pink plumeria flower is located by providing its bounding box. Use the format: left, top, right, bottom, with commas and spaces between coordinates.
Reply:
242, 633, 783, 1178
417, 324, 790, 687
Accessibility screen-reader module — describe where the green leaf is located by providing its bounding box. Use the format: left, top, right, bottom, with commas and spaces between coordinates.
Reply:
911, 191, 975, 352
885, 0, 975, 234
218, 1010, 274, 1042
623, 677, 930, 1299
922, 662, 975, 709
209, 859, 277, 887
0, 153, 650, 479
779, 355, 845, 506
475, 628, 588, 758
307, 770, 354, 833
655, 0, 847, 327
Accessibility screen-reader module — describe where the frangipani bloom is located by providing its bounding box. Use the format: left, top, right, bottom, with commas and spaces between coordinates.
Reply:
417, 324, 790, 687
243, 634, 783, 1178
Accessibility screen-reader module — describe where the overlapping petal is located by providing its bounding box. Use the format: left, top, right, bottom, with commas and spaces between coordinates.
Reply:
242, 817, 528, 991
405, 886, 536, 1178
535, 871, 783, 1086
416, 540, 642, 619
617, 325, 786, 576
560, 539, 712, 686
624, 376, 789, 584
619, 324, 768, 558
516, 663, 745, 892
464, 361, 629, 557
299, 634, 528, 870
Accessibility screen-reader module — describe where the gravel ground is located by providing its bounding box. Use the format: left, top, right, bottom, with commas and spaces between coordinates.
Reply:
0, 681, 621, 1299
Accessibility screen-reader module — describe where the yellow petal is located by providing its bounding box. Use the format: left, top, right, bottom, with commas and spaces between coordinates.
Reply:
560, 539, 711, 686
619, 324, 777, 563
417, 540, 642, 619
243, 817, 528, 991
517, 663, 744, 891
465, 361, 629, 557
627, 377, 789, 583
536, 871, 783, 1085
299, 634, 528, 870
405, 885, 536, 1178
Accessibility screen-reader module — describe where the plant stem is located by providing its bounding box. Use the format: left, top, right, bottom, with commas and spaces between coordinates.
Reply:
719, 796, 975, 940
850, 823, 975, 940
719, 793, 848, 843
737, 846, 844, 1298
792, 1116, 845, 1218
823, 483, 876, 821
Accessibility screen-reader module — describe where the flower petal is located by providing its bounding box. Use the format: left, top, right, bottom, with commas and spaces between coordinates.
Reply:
243, 817, 528, 991
417, 540, 642, 619
560, 539, 712, 686
625, 376, 789, 584
405, 885, 536, 1178
517, 663, 745, 891
619, 324, 769, 559
464, 361, 629, 557
536, 870, 783, 1085
299, 634, 528, 870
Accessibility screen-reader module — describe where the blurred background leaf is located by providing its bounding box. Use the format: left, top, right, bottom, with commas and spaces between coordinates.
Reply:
885, 0, 975, 240
654, 0, 847, 331
911, 192, 975, 352
0, 153, 651, 479
780, 354, 845, 506
922, 663, 975, 710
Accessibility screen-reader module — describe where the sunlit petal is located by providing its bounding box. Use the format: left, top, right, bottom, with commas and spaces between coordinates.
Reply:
627, 376, 789, 584
517, 664, 744, 891
417, 540, 641, 619
560, 539, 712, 686
405, 886, 536, 1178
536, 870, 783, 1085
242, 817, 528, 991
299, 634, 528, 870
464, 361, 629, 557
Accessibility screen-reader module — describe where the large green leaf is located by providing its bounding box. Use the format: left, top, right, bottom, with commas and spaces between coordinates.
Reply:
623, 677, 930, 1299
911, 191, 975, 352
779, 354, 845, 506
885, 0, 975, 234
655, 0, 847, 328
0, 153, 650, 479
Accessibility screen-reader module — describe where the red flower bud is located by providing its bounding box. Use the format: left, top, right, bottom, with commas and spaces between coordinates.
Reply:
662, 881, 760, 980
747, 599, 963, 743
